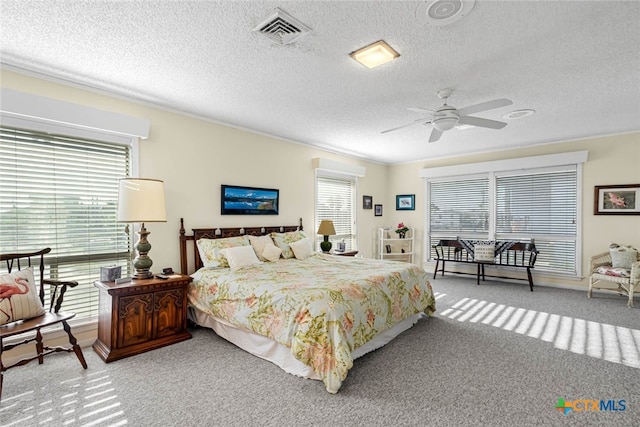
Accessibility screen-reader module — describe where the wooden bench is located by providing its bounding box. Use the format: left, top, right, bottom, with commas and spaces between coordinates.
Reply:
433, 239, 539, 291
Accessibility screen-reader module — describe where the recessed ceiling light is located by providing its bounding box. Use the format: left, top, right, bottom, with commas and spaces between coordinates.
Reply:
350, 40, 400, 69
417, 0, 476, 27
503, 109, 536, 120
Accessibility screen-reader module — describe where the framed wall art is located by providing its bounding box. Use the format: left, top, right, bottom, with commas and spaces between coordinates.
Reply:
221, 184, 279, 215
594, 184, 640, 215
374, 204, 383, 216
363, 195, 373, 210
396, 194, 415, 211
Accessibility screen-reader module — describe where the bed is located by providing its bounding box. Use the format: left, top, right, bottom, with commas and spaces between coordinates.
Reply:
179, 218, 436, 393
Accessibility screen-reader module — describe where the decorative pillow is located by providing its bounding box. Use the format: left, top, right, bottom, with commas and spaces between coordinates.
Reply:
0, 267, 45, 325
262, 243, 283, 262
220, 246, 262, 271
290, 237, 314, 260
609, 243, 638, 269
596, 266, 631, 278
196, 236, 250, 268
271, 230, 307, 259
474, 244, 496, 262
248, 235, 274, 261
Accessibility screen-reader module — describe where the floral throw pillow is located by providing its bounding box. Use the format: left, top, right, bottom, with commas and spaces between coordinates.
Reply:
271, 230, 307, 259
0, 267, 46, 325
196, 236, 250, 268
596, 266, 631, 278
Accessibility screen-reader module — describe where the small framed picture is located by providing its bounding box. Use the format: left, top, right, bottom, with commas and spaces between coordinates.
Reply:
594, 184, 640, 215
385, 244, 392, 253
396, 194, 415, 210
363, 195, 373, 210
374, 204, 383, 216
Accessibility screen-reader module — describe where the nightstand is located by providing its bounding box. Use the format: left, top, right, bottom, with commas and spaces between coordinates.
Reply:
93, 274, 192, 362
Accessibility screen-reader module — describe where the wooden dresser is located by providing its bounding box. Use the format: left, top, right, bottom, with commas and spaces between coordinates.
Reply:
93, 274, 192, 362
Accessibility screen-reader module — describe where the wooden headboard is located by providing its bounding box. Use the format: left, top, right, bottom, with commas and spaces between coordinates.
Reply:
179, 217, 304, 274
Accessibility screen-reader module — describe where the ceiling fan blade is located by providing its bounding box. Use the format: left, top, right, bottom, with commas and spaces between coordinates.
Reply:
457, 98, 513, 116
407, 107, 435, 114
381, 118, 432, 134
458, 115, 508, 129
428, 128, 443, 143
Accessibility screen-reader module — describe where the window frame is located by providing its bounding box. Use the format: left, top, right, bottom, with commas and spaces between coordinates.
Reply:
314, 170, 358, 252
1, 90, 145, 326
422, 151, 587, 278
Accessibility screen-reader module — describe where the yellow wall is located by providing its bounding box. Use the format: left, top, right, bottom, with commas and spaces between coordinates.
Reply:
1, 70, 389, 266
387, 133, 640, 288
2, 69, 639, 290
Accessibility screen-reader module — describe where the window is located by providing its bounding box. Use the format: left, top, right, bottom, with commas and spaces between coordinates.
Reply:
423, 152, 587, 277
495, 169, 577, 275
430, 177, 489, 236
315, 174, 356, 251
0, 127, 131, 322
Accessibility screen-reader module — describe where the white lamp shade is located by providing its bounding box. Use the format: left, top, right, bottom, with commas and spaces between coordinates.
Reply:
117, 178, 167, 223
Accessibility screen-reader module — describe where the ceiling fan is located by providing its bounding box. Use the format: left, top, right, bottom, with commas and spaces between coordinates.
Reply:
381, 89, 513, 142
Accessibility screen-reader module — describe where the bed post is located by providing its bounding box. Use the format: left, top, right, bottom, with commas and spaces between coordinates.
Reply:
179, 218, 188, 275
299, 217, 303, 231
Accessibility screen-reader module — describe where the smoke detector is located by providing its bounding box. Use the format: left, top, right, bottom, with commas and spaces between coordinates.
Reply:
253, 8, 311, 45
416, 0, 476, 27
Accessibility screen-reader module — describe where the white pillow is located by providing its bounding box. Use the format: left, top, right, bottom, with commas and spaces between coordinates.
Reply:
474, 244, 495, 262
262, 243, 283, 262
220, 246, 262, 271
248, 235, 274, 261
290, 237, 314, 260
609, 243, 638, 269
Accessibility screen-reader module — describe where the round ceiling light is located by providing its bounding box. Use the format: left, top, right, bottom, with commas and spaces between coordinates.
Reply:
416, 0, 476, 26
433, 116, 459, 131
503, 109, 536, 120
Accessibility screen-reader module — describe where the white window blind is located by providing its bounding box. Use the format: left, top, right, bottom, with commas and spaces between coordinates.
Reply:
426, 167, 579, 276
315, 175, 356, 251
428, 177, 489, 257
496, 169, 577, 275
0, 127, 131, 322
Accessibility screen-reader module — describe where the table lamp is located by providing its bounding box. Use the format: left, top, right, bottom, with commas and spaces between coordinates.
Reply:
317, 220, 336, 253
117, 178, 167, 279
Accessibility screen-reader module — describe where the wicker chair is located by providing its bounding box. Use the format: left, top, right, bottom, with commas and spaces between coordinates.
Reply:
587, 250, 639, 308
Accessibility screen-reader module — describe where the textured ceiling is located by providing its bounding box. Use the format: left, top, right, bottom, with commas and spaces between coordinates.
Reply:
1, 1, 639, 164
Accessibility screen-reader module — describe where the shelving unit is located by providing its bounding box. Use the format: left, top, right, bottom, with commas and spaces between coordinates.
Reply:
378, 227, 414, 263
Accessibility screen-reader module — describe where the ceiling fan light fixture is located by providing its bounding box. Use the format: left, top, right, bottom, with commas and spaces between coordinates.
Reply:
432, 116, 458, 131
350, 40, 400, 69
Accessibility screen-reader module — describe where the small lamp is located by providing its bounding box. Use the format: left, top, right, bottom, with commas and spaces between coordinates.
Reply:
317, 220, 336, 253
117, 178, 167, 279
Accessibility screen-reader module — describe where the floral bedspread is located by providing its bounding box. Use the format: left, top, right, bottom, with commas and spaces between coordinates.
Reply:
187, 254, 436, 393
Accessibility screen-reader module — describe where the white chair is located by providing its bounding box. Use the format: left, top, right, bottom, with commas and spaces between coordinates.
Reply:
587, 247, 639, 308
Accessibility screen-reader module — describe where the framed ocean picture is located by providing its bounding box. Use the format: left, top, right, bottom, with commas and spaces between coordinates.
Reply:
221, 185, 279, 215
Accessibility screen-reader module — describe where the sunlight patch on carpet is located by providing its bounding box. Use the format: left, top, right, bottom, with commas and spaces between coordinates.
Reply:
1, 369, 128, 427
439, 298, 640, 369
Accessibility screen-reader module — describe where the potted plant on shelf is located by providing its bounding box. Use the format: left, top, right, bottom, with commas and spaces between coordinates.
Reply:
395, 222, 409, 239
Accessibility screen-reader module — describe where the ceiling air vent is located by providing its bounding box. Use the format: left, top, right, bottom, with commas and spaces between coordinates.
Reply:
253, 8, 311, 45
